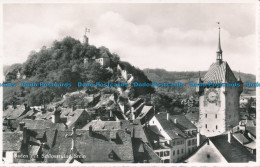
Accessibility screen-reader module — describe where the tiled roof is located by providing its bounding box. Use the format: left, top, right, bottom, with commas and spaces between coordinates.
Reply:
203, 61, 237, 83
3, 105, 27, 119
168, 114, 197, 130
209, 134, 255, 162
146, 125, 164, 138
155, 113, 195, 139
244, 141, 256, 150
20, 119, 67, 130
82, 120, 121, 130
34, 111, 54, 120
66, 109, 89, 128
45, 129, 134, 163
246, 127, 256, 137
240, 120, 256, 127
3, 132, 23, 151
83, 120, 148, 143
232, 133, 249, 145
185, 111, 199, 123
142, 142, 161, 163
136, 106, 153, 119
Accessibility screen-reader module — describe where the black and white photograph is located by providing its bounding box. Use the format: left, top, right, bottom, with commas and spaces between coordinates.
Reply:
0, 0, 258, 164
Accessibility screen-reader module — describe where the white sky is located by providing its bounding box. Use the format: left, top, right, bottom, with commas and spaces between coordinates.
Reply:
3, 3, 257, 74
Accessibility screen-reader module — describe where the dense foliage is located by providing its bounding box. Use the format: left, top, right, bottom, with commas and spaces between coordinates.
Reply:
3, 36, 153, 108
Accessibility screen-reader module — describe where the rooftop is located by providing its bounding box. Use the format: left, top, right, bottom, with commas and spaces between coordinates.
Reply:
209, 134, 255, 162
203, 61, 237, 83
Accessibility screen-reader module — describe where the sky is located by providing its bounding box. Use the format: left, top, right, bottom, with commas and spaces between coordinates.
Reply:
2, 3, 257, 74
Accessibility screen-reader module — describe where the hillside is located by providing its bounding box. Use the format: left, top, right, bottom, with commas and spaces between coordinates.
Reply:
3, 37, 154, 109
143, 68, 256, 96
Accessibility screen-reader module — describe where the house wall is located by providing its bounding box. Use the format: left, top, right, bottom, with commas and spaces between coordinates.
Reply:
171, 138, 185, 162
154, 148, 171, 163
95, 58, 110, 68
185, 136, 197, 158
198, 86, 240, 137
149, 117, 171, 140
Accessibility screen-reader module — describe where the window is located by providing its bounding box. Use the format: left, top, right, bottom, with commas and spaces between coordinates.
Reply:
215, 114, 217, 118
205, 124, 207, 129
177, 141, 179, 145
160, 151, 163, 157
172, 141, 175, 146
164, 151, 169, 156
188, 140, 191, 146
173, 150, 175, 156
216, 125, 218, 129
177, 149, 179, 155
181, 149, 184, 154
205, 114, 207, 118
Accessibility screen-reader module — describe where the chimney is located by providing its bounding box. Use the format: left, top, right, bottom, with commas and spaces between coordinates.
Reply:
110, 110, 113, 118
131, 127, 135, 138
197, 132, 200, 147
23, 127, 28, 144
228, 131, 232, 143
52, 108, 60, 123
7, 119, 11, 127
89, 126, 93, 137
19, 122, 25, 131
24, 104, 28, 111
174, 118, 177, 124
132, 111, 135, 120
167, 113, 169, 121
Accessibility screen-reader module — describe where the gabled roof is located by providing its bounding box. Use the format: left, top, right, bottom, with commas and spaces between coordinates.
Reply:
203, 61, 237, 83
19, 119, 66, 130
209, 134, 255, 162
46, 129, 134, 163
83, 120, 148, 143
232, 133, 250, 145
136, 106, 153, 119
3, 132, 23, 151
66, 109, 89, 128
169, 114, 197, 130
82, 120, 121, 130
155, 113, 195, 139
3, 105, 27, 120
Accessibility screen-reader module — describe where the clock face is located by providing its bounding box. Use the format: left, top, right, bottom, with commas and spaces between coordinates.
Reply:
206, 89, 218, 103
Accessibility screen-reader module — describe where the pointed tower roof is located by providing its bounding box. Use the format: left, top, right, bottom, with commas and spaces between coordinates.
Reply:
216, 23, 223, 64
203, 61, 237, 83
217, 27, 222, 54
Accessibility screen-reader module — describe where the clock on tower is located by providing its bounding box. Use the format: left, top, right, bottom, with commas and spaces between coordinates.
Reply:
196, 24, 243, 137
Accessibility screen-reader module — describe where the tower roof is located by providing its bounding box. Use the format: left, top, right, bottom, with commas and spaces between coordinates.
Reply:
203, 61, 237, 83
217, 27, 222, 54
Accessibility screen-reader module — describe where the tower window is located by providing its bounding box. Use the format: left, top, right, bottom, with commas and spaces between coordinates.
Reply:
205, 114, 207, 118
216, 125, 218, 129
215, 114, 217, 118
205, 124, 207, 129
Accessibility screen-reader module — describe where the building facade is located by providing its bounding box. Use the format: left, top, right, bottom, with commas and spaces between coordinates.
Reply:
196, 27, 243, 137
